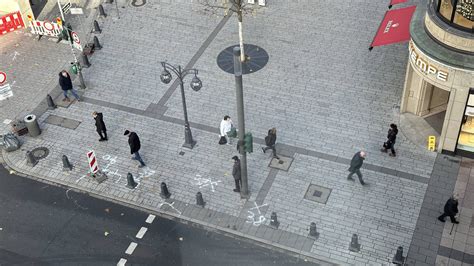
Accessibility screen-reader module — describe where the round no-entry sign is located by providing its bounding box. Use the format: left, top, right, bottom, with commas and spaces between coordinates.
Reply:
71, 31, 80, 45
0, 72, 6, 84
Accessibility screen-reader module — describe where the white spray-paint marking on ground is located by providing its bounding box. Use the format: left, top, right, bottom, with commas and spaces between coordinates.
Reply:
136, 227, 148, 239
102, 154, 122, 183
145, 214, 156, 223
125, 242, 137, 255
246, 202, 268, 226
75, 174, 87, 183
192, 174, 222, 192
11, 51, 19, 61
117, 258, 127, 266
158, 201, 182, 216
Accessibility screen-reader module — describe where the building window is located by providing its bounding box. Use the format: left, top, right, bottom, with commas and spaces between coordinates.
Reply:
437, 0, 474, 32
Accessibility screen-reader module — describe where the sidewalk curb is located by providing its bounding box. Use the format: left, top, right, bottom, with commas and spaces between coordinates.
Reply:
1, 149, 341, 266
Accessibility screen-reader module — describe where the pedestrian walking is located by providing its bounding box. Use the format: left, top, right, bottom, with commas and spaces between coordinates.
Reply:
381, 124, 398, 157
262, 128, 280, 159
438, 195, 460, 224
220, 115, 235, 145
232, 156, 241, 192
124, 130, 146, 168
347, 151, 367, 185
93, 112, 107, 141
59, 70, 80, 102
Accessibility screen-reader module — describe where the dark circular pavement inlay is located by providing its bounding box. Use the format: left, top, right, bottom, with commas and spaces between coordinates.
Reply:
130, 0, 146, 7
31, 147, 49, 160
217, 44, 269, 75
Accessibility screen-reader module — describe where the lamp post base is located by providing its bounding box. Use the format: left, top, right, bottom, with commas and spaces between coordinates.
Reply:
182, 140, 196, 149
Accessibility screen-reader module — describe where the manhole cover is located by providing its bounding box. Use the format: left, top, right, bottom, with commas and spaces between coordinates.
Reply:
30, 147, 49, 160
268, 155, 293, 171
217, 44, 269, 75
130, 0, 146, 7
304, 184, 331, 204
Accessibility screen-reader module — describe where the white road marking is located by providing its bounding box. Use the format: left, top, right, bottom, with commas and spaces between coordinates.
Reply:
136, 227, 148, 239
117, 258, 127, 266
125, 242, 137, 255
145, 214, 155, 224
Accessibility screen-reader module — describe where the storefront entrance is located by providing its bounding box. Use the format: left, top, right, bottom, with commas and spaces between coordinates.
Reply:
456, 89, 474, 156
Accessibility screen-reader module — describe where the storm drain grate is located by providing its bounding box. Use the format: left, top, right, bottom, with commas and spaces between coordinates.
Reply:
304, 184, 331, 204
31, 147, 49, 160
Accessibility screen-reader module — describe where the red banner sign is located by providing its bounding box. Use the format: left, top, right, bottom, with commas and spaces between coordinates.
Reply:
389, 0, 408, 8
369, 6, 416, 50
0, 11, 25, 35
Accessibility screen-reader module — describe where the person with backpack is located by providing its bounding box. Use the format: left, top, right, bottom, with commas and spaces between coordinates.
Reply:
262, 128, 279, 159
381, 124, 398, 157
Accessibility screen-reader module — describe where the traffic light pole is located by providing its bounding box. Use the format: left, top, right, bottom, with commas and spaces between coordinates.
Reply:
58, 0, 86, 89
233, 47, 249, 199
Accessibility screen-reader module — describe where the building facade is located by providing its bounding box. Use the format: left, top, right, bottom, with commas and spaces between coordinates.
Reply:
401, 0, 474, 156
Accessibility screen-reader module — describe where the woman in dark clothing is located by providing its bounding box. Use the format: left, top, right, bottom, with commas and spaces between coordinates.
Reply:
93, 111, 107, 141
59, 70, 80, 102
262, 128, 280, 159
381, 124, 398, 157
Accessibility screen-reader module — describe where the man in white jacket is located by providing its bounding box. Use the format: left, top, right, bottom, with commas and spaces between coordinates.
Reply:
220, 115, 233, 145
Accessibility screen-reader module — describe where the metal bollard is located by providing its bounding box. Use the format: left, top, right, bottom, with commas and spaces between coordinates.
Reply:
309, 222, 319, 239
93, 36, 102, 50
98, 4, 107, 17
196, 192, 205, 207
46, 94, 56, 109
270, 212, 279, 229
26, 151, 38, 167
92, 20, 101, 33
349, 234, 361, 252
126, 173, 137, 189
81, 53, 91, 68
62, 155, 73, 171
392, 246, 405, 265
160, 182, 171, 199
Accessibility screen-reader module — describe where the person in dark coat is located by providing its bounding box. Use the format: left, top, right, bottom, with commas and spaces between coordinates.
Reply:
262, 128, 280, 159
93, 112, 107, 141
347, 151, 366, 185
438, 195, 459, 224
232, 156, 241, 192
59, 70, 80, 102
124, 130, 145, 168
381, 124, 398, 157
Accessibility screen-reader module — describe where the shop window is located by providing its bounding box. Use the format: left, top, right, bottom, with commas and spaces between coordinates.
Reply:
457, 92, 474, 153
437, 0, 474, 32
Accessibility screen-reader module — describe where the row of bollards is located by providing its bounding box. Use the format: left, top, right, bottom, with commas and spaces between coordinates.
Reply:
55, 154, 408, 264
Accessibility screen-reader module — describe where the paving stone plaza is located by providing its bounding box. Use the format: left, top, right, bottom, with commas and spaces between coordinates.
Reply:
1, 0, 473, 265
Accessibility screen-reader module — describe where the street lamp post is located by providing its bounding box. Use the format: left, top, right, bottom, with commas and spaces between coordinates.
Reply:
160, 62, 202, 149
233, 47, 249, 198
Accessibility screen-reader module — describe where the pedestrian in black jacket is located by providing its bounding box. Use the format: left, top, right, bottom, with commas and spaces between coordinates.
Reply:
347, 151, 366, 185
438, 195, 460, 224
262, 128, 280, 159
381, 124, 398, 157
124, 130, 145, 168
59, 70, 80, 102
232, 156, 241, 192
93, 112, 107, 141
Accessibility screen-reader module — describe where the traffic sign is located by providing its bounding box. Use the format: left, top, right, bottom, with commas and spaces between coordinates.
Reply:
0, 72, 6, 84
70, 8, 84, 15
71, 31, 83, 52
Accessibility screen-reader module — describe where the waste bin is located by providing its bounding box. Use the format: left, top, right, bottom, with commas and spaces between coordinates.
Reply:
24, 114, 41, 137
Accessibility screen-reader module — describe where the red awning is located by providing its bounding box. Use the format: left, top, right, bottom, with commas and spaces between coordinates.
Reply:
389, 0, 408, 8
369, 6, 416, 50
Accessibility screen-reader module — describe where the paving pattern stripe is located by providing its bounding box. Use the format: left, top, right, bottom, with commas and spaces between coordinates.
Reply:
80, 96, 428, 184
438, 245, 474, 264
156, 14, 232, 107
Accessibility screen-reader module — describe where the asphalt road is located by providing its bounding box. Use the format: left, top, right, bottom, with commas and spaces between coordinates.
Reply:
0, 165, 317, 266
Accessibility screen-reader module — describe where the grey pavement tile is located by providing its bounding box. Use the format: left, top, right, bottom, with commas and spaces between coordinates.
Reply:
255, 226, 268, 239
278, 232, 299, 248
301, 237, 315, 252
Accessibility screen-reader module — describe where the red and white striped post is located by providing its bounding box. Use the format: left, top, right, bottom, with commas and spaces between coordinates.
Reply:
87, 150, 99, 175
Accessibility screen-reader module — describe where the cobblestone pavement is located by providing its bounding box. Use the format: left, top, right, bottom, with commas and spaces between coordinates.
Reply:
0, 0, 451, 264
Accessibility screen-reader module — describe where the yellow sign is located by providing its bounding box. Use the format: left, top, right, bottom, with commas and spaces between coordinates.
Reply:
27, 15, 32, 21
56, 17, 62, 26
428, 136, 436, 151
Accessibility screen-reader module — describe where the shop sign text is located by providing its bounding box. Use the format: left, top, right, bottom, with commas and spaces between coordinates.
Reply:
409, 42, 448, 82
